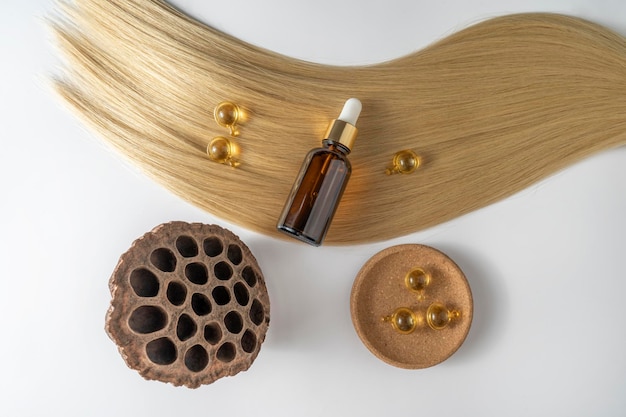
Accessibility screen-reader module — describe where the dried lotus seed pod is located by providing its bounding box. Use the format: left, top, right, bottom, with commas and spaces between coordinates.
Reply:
106, 222, 270, 388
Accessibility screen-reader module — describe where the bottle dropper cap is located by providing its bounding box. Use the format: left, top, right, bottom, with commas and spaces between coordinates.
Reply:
324, 98, 362, 151
338, 98, 362, 126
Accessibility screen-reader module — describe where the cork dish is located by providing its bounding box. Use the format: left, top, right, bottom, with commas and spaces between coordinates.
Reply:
106, 222, 270, 388
351, 244, 472, 369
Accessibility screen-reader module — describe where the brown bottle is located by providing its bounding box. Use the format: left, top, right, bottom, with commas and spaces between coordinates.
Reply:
277, 99, 362, 246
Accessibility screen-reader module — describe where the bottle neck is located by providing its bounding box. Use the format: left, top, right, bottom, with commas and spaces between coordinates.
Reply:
322, 139, 351, 155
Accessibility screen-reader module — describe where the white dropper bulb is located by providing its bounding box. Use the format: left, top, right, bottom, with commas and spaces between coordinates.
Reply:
337, 98, 362, 126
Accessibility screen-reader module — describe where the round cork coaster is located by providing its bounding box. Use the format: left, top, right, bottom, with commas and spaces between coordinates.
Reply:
350, 244, 472, 369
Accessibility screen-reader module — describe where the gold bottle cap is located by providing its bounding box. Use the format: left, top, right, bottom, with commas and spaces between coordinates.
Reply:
324, 119, 358, 150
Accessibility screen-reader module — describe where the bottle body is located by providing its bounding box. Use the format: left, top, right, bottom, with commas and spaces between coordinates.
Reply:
277, 143, 352, 246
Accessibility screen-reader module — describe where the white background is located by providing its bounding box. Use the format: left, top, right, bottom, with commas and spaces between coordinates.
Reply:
2, 0, 626, 415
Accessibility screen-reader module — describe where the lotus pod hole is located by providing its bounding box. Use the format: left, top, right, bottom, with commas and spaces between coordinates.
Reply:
191, 293, 212, 316
150, 248, 177, 272
227, 244, 243, 265
185, 263, 208, 285
233, 282, 250, 306
204, 323, 223, 345
129, 268, 160, 297
214, 261, 233, 280
176, 314, 198, 341
176, 236, 198, 258
212, 286, 231, 306
242, 266, 258, 287
203, 237, 223, 257
224, 311, 244, 334
166, 281, 187, 306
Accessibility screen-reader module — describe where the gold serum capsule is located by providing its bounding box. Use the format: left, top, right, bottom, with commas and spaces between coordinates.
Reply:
277, 98, 362, 246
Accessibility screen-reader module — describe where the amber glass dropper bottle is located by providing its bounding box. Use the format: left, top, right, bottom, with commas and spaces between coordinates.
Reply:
277, 98, 362, 246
